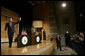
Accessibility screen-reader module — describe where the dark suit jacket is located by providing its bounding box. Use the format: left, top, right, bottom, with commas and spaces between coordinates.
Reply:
5, 21, 20, 35
65, 33, 71, 42
56, 37, 61, 43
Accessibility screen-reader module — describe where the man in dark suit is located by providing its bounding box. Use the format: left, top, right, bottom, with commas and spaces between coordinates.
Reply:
56, 34, 62, 51
5, 17, 21, 47
64, 31, 71, 47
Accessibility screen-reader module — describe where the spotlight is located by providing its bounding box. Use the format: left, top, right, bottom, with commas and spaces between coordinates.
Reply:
62, 3, 67, 8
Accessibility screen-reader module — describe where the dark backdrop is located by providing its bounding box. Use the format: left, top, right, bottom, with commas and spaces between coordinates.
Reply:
1, 0, 33, 34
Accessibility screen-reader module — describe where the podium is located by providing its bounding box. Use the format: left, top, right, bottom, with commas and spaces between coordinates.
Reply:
17, 35, 31, 48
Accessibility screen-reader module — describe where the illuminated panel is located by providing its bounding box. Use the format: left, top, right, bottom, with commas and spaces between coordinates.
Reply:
33, 20, 43, 28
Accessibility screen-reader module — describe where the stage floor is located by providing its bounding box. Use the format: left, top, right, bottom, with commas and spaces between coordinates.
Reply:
1, 40, 54, 55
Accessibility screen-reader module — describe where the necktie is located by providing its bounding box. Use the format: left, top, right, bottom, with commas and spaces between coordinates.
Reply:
58, 37, 59, 40
10, 23, 12, 27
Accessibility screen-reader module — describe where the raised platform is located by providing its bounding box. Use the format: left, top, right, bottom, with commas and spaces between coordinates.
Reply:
1, 40, 54, 55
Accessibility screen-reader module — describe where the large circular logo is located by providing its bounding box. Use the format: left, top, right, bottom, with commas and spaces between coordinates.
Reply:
36, 36, 40, 42
22, 36, 28, 45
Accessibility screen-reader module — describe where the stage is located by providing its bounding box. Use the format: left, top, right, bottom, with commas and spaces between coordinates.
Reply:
1, 40, 54, 55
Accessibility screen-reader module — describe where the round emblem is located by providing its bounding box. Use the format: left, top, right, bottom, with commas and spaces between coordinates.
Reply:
36, 36, 40, 42
22, 36, 28, 45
